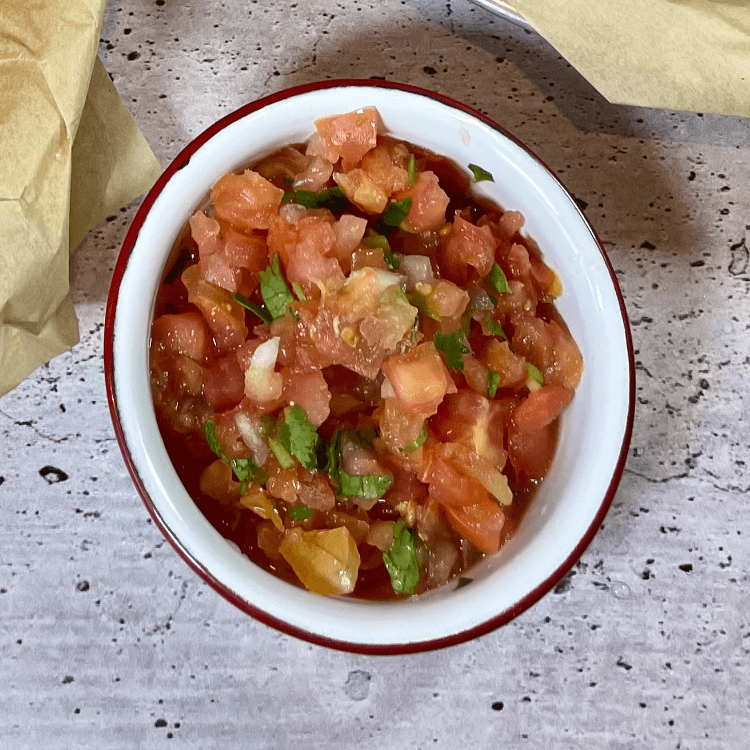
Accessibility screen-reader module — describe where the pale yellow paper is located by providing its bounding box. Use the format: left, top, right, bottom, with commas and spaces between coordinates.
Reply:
0, 1, 162, 398
510, 0, 750, 116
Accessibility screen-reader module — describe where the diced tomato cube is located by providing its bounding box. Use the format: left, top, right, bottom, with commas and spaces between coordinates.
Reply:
481, 339, 527, 390
333, 169, 388, 214
382, 342, 456, 417
182, 265, 248, 351
211, 169, 284, 232
314, 107, 381, 164
510, 384, 573, 434
441, 496, 505, 555
151, 311, 210, 362
397, 171, 450, 233
443, 213, 496, 279
361, 141, 410, 196
204, 356, 245, 410
281, 368, 331, 426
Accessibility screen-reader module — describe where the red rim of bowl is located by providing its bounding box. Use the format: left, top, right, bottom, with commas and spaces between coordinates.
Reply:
104, 78, 635, 655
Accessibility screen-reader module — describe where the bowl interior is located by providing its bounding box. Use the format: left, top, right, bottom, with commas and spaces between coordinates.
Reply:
109, 83, 632, 652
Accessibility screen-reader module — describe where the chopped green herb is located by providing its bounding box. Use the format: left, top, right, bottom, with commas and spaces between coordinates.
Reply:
288, 504, 315, 521
407, 153, 416, 186
485, 313, 507, 340
283, 186, 348, 211
279, 405, 319, 471
383, 520, 420, 596
468, 163, 494, 183
232, 292, 273, 325
230, 458, 268, 494
291, 282, 307, 302
267, 437, 295, 469
204, 420, 227, 461
338, 472, 393, 498
456, 576, 473, 589
488, 263, 511, 295
401, 424, 427, 454
384, 247, 402, 271
325, 430, 393, 499
361, 230, 391, 252
487, 370, 500, 399
375, 197, 412, 234
259, 254, 295, 319
204, 421, 266, 491
525, 362, 544, 385
434, 329, 471, 370
407, 290, 440, 321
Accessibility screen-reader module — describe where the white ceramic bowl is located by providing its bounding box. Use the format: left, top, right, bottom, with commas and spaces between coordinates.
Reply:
105, 81, 634, 654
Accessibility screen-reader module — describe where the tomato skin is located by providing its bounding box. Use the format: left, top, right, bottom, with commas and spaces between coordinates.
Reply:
441, 497, 505, 555
507, 421, 557, 485
511, 384, 573, 434
428, 458, 488, 508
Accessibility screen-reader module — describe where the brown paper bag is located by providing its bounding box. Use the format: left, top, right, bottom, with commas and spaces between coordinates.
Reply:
0, 1, 162, 397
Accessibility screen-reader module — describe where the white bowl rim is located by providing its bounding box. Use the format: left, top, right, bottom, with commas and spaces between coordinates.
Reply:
104, 79, 635, 655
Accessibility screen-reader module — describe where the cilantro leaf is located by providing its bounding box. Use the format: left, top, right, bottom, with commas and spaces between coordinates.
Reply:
487, 370, 500, 399
525, 362, 544, 385
488, 263, 511, 295
337, 473, 393, 499
288, 504, 315, 520
232, 292, 272, 325
407, 153, 416, 186
456, 576, 473, 589
375, 197, 412, 234
485, 313, 507, 340
361, 230, 391, 252
384, 248, 402, 271
325, 429, 393, 498
205, 421, 266, 491
434, 329, 471, 370
204, 420, 227, 461
230, 458, 268, 494
283, 186, 348, 211
325, 429, 342, 479
383, 520, 420, 596
468, 163, 494, 183
291, 282, 307, 302
279, 405, 319, 471
401, 424, 427, 454
259, 254, 295, 320
407, 290, 440, 321
267, 437, 295, 469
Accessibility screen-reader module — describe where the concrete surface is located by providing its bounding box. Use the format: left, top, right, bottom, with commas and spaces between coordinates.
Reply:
2, 1, 750, 747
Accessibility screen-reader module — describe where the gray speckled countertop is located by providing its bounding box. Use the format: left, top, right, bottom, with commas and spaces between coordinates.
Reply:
2, 1, 750, 747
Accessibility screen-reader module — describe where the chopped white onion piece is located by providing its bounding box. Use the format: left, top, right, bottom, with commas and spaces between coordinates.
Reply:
380, 377, 396, 399
250, 337, 280, 371
234, 412, 269, 467
345, 267, 404, 291
403, 255, 434, 288
279, 203, 307, 225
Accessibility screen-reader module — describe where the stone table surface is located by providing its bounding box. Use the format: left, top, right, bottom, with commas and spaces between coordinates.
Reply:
2, 1, 750, 748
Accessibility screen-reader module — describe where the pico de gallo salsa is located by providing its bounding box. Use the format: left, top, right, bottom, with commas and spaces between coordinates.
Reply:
150, 107, 583, 599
